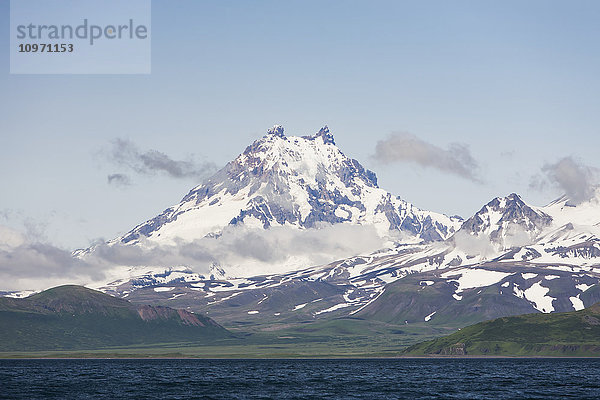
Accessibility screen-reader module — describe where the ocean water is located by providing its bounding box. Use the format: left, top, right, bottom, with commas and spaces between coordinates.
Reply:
1, 358, 600, 399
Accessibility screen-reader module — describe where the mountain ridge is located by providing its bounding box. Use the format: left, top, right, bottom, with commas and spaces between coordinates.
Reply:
0, 285, 230, 351
85, 189, 600, 337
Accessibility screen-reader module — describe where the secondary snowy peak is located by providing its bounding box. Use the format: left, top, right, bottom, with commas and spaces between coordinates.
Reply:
119, 125, 462, 245
522, 189, 600, 261
457, 193, 552, 251
541, 188, 600, 232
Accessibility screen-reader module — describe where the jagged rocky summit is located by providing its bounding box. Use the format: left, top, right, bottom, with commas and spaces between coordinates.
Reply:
118, 125, 462, 246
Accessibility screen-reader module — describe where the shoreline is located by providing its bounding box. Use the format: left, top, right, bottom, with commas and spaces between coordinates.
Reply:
3, 355, 600, 360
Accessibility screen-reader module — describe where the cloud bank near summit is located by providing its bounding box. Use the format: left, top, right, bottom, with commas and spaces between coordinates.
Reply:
0, 223, 392, 292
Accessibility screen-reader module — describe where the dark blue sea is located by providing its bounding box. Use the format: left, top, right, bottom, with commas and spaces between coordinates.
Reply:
1, 358, 600, 399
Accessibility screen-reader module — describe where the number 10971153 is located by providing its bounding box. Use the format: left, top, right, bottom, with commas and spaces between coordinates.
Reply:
18, 43, 74, 53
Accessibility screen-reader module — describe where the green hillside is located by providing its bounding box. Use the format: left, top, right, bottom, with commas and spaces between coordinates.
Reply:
404, 303, 600, 356
0, 285, 230, 351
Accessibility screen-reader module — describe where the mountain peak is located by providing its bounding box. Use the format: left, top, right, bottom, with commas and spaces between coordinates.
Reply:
486, 193, 525, 209
458, 193, 552, 251
546, 186, 600, 208
299, 125, 335, 145
315, 125, 335, 145
506, 193, 522, 201
266, 124, 285, 138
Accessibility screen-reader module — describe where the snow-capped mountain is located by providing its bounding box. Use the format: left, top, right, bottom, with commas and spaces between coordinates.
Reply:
60, 129, 600, 333
396, 191, 600, 269
458, 193, 552, 251
118, 125, 462, 247
94, 190, 600, 333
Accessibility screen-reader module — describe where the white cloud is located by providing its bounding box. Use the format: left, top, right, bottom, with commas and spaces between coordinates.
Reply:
104, 138, 217, 181
531, 156, 598, 205
0, 222, 392, 291
87, 223, 391, 278
373, 132, 481, 182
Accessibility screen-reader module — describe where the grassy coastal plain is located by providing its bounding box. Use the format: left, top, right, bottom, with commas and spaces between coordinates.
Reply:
0, 317, 449, 359
3, 286, 600, 358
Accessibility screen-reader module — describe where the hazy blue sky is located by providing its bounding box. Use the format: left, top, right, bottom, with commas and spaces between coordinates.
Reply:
2, 0, 600, 249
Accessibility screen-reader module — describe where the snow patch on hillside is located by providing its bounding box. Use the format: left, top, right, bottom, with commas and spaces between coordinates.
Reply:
441, 268, 512, 293
514, 281, 555, 313
570, 294, 585, 311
